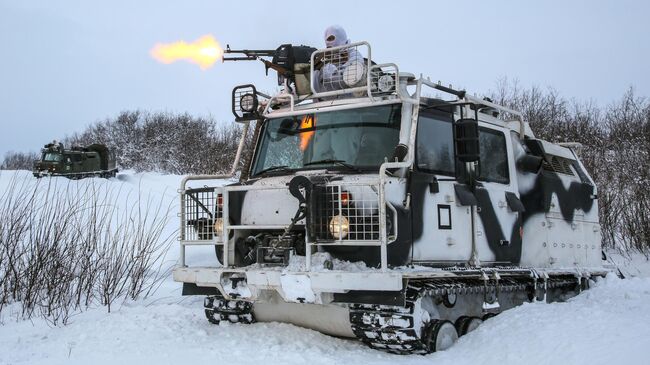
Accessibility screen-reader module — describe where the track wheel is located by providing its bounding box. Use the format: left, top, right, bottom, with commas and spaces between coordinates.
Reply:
424, 320, 458, 353
454, 316, 469, 334
461, 317, 483, 335
455, 316, 483, 336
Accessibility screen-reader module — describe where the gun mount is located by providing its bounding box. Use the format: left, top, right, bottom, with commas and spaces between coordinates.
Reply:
224, 44, 317, 98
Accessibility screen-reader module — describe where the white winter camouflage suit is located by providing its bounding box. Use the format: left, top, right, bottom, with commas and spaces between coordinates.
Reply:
314, 25, 364, 94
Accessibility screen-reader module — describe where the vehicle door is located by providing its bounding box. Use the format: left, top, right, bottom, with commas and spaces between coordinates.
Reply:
473, 124, 524, 265
71, 154, 83, 172
63, 155, 74, 173
410, 109, 472, 263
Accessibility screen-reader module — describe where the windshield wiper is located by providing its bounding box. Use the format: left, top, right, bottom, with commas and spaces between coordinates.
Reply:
304, 159, 362, 172
255, 165, 292, 176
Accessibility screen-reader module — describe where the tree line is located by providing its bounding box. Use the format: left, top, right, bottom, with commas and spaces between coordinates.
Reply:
1, 83, 648, 254
490, 80, 649, 255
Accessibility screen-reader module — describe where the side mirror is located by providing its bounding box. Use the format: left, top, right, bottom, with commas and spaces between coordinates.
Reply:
454, 118, 480, 163
517, 154, 543, 173
391, 144, 408, 162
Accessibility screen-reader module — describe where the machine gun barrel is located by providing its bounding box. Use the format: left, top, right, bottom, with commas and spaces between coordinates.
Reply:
222, 45, 276, 61
222, 44, 292, 77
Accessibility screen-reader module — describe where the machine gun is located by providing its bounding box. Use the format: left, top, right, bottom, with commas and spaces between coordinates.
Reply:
223, 46, 286, 77
223, 44, 317, 96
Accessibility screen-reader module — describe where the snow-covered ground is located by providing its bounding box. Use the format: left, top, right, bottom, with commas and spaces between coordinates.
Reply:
606, 250, 650, 278
2, 275, 650, 365
1, 170, 650, 365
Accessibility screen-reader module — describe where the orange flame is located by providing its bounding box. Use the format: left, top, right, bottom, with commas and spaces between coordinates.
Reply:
150, 35, 223, 70
299, 115, 315, 151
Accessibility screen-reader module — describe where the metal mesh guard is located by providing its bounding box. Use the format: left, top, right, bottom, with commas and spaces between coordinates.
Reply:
311, 184, 381, 243
232, 85, 257, 121
311, 42, 371, 96
370, 64, 398, 97
183, 187, 222, 241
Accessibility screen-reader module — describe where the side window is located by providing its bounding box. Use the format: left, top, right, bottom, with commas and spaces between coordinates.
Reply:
478, 128, 509, 184
416, 114, 455, 175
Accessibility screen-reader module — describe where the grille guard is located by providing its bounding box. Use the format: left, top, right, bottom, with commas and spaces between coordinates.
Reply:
179, 178, 398, 270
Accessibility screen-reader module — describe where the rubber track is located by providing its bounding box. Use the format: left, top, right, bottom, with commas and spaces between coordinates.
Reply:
204, 295, 255, 324
349, 275, 580, 355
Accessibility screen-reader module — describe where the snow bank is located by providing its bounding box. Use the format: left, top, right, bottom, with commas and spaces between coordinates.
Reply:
1, 275, 650, 365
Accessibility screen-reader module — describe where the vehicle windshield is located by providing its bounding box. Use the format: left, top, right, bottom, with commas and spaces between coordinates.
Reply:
43, 153, 62, 162
252, 104, 402, 176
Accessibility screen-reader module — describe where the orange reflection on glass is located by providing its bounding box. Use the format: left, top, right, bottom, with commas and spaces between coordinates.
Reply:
299, 115, 315, 151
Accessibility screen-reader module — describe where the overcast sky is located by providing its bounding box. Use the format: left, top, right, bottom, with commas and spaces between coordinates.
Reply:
1, 0, 648, 157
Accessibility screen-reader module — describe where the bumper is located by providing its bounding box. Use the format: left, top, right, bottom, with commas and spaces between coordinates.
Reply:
174, 264, 612, 304
33, 170, 50, 177
173, 266, 404, 304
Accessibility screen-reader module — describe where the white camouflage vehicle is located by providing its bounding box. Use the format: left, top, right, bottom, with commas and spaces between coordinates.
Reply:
174, 41, 611, 354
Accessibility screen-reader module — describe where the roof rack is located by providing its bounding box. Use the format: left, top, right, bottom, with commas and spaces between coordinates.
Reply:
226, 40, 529, 136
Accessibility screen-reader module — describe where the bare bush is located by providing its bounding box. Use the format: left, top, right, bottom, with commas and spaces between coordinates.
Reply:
490, 80, 650, 255
65, 111, 246, 175
0, 172, 175, 324
0, 151, 39, 171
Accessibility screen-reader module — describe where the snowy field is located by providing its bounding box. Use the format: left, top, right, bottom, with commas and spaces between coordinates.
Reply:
1, 170, 650, 365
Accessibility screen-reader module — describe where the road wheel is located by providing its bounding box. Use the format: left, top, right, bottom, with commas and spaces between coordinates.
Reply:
460, 317, 483, 335
454, 316, 469, 334
424, 320, 458, 352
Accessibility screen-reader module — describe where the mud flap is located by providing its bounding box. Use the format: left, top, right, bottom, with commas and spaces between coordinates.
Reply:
182, 283, 219, 296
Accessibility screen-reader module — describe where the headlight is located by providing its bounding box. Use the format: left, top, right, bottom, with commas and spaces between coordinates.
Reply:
239, 93, 257, 113
329, 214, 350, 239
214, 217, 224, 237
377, 74, 395, 92
342, 60, 366, 87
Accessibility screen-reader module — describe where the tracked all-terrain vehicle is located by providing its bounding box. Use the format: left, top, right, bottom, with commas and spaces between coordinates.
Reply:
33, 142, 118, 179
174, 41, 611, 354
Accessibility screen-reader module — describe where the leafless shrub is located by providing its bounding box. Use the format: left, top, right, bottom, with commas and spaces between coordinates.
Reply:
0, 172, 175, 324
65, 111, 247, 175
0, 151, 39, 170
491, 80, 650, 255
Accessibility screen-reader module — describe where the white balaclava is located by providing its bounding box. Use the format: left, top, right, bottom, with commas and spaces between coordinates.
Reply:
324, 25, 349, 48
